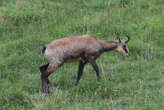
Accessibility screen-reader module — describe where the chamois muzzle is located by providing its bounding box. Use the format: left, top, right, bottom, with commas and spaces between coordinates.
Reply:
126, 52, 130, 56
125, 35, 130, 43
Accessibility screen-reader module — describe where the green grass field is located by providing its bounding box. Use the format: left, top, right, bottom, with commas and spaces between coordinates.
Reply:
0, 0, 164, 109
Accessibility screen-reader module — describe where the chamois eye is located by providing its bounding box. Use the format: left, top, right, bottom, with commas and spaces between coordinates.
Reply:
123, 45, 128, 53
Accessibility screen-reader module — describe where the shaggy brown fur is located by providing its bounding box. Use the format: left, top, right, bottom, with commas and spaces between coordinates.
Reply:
40, 33, 130, 95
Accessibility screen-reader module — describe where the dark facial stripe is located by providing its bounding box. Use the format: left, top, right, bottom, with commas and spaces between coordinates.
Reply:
123, 46, 128, 53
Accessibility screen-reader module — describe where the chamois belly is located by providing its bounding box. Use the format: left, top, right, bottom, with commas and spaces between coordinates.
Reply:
65, 57, 82, 63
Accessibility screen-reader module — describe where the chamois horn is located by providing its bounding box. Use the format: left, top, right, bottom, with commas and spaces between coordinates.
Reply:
125, 35, 130, 43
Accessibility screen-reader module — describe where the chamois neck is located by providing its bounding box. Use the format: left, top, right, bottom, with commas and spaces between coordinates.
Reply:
99, 41, 118, 52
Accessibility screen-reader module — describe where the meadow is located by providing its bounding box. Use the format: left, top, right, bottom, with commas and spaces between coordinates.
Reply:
0, 0, 164, 109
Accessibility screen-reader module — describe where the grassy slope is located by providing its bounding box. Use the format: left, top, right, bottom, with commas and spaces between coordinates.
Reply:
0, 0, 164, 109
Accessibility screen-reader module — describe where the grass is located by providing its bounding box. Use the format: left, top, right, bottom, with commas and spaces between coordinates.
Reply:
0, 0, 164, 109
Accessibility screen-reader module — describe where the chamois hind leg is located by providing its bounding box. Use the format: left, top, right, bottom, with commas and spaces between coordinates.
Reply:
40, 62, 62, 95
88, 58, 101, 82
40, 63, 50, 84
40, 63, 53, 93
75, 61, 87, 86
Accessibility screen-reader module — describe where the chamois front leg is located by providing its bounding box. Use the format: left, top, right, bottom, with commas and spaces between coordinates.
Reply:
88, 59, 101, 82
75, 61, 87, 86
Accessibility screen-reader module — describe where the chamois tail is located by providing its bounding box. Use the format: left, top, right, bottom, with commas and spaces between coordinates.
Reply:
42, 46, 46, 54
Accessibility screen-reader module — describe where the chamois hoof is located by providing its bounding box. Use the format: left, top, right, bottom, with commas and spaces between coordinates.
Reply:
75, 82, 79, 86
98, 78, 101, 82
42, 92, 48, 97
48, 84, 53, 93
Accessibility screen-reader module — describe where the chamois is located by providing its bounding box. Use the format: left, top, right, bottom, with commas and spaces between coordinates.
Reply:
39, 32, 130, 94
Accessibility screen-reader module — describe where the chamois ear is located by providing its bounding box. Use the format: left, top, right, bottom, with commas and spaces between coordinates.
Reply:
115, 32, 121, 43
125, 35, 130, 43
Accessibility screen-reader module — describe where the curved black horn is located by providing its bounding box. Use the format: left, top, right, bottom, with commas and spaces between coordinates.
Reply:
125, 35, 130, 43
115, 32, 121, 43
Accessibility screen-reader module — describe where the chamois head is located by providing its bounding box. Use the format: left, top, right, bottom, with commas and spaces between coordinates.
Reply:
115, 32, 130, 56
